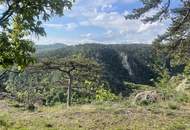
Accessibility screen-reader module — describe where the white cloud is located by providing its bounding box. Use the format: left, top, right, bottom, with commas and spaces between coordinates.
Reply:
104, 30, 114, 38
79, 21, 90, 26
66, 0, 136, 18
75, 5, 167, 43
65, 23, 78, 31
72, 2, 166, 36
123, 10, 129, 16
44, 23, 78, 31
36, 0, 168, 44
44, 23, 65, 28
122, 0, 137, 3
101, 4, 112, 11
137, 22, 161, 33
34, 35, 104, 45
80, 10, 142, 34
80, 33, 92, 38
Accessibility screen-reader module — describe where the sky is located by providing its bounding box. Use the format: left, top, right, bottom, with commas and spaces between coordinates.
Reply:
1, 0, 171, 45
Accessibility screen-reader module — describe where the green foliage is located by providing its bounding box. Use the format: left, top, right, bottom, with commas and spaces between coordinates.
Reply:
5, 55, 104, 106
7, 74, 50, 106
5, 70, 62, 106
158, 82, 190, 104
71, 90, 94, 104
184, 61, 190, 76
0, 30, 36, 70
96, 85, 118, 102
45, 89, 66, 106
156, 69, 171, 88
39, 43, 156, 95
0, 0, 74, 69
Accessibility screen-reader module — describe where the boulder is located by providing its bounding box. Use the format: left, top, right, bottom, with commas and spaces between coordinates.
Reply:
134, 90, 160, 105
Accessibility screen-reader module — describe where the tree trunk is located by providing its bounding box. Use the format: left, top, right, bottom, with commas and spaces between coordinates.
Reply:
67, 74, 72, 107
165, 56, 172, 74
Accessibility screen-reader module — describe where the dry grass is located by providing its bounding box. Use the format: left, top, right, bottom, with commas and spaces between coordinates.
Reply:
0, 100, 190, 130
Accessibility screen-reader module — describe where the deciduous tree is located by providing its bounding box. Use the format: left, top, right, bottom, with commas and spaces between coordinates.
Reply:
0, 0, 74, 69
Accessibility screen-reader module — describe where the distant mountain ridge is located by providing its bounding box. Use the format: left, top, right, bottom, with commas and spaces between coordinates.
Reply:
35, 43, 67, 53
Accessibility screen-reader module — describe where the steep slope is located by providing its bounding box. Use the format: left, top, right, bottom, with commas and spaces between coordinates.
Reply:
37, 43, 155, 95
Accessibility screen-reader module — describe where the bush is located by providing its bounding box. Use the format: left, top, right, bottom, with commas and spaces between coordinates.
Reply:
71, 90, 95, 104
96, 87, 118, 102
46, 90, 66, 106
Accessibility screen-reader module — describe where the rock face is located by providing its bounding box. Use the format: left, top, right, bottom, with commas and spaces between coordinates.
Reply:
134, 90, 160, 105
121, 52, 134, 77
176, 78, 190, 93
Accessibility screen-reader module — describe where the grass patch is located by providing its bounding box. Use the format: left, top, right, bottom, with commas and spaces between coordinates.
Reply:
0, 99, 190, 130
168, 102, 180, 110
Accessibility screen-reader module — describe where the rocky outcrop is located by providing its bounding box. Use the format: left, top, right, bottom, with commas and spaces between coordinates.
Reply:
121, 52, 134, 76
134, 90, 160, 105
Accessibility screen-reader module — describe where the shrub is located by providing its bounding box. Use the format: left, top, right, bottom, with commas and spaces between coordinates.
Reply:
96, 87, 118, 102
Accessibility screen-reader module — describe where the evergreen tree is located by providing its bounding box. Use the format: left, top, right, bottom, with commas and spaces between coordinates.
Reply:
125, 0, 190, 60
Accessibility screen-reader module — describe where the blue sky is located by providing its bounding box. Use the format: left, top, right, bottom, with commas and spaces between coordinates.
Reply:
1, 0, 171, 45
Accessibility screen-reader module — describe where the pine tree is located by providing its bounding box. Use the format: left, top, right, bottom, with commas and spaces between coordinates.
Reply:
125, 0, 190, 59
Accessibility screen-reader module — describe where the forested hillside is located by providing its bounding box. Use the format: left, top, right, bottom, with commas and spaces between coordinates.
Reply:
36, 43, 67, 54
38, 43, 155, 93
35, 43, 156, 98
